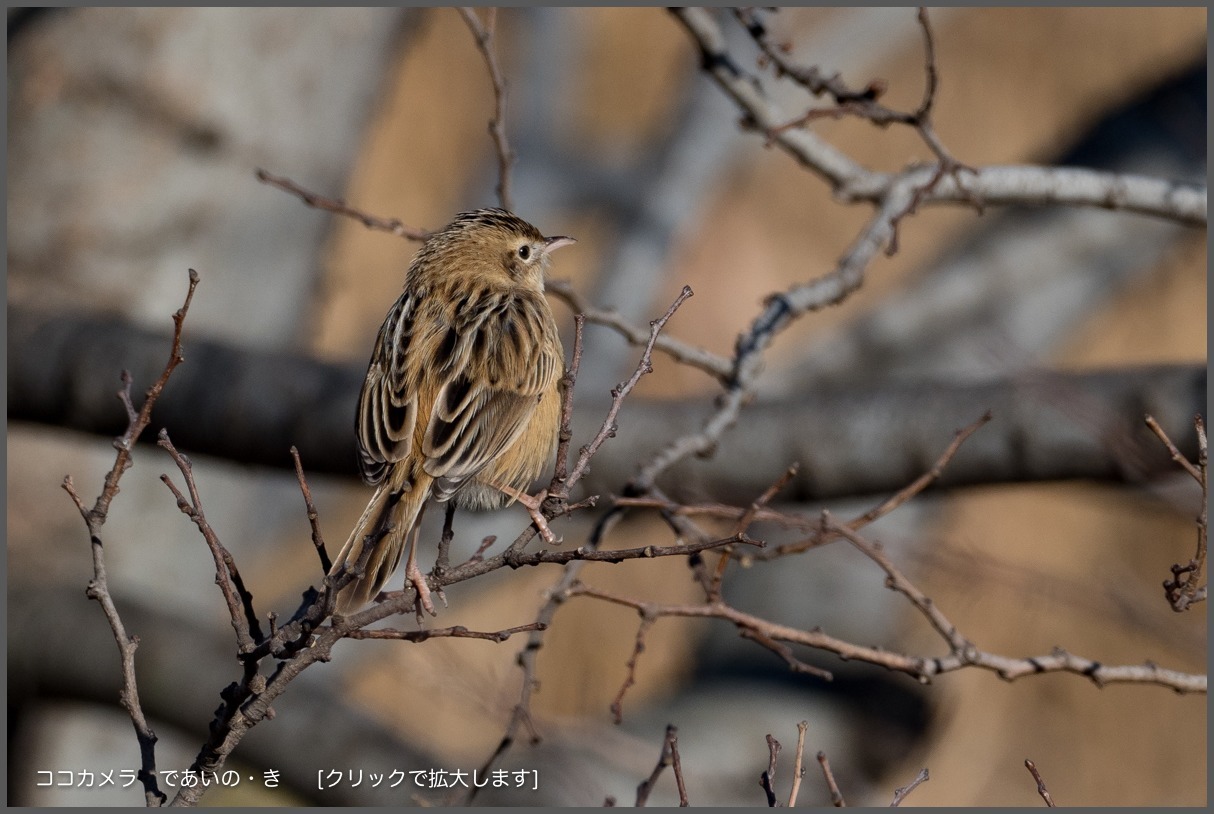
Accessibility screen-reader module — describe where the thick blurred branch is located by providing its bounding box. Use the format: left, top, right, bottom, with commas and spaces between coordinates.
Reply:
10, 305, 1204, 501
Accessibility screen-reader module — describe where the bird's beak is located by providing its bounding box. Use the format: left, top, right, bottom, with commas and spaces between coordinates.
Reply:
542, 235, 576, 254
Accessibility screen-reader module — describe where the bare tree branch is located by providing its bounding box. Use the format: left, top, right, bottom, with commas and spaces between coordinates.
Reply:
787, 720, 809, 807
457, 7, 516, 211
255, 168, 430, 240
1147, 414, 1208, 611
889, 767, 929, 806
817, 751, 846, 807
635, 724, 687, 807
59, 268, 200, 806
760, 733, 782, 807
1025, 759, 1057, 807
670, 8, 1206, 226
564, 573, 1206, 694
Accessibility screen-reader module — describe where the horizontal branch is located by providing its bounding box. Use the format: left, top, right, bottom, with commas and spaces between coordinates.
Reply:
10, 306, 1204, 501
565, 585, 1206, 694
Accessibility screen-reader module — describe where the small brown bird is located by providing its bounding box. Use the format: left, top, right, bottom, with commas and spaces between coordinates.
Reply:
329, 208, 572, 615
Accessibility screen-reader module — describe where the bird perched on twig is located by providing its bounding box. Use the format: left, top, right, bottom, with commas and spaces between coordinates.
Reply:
330, 208, 573, 615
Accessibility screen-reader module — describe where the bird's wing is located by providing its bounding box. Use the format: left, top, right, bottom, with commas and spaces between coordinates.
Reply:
356, 293, 420, 486
420, 289, 562, 495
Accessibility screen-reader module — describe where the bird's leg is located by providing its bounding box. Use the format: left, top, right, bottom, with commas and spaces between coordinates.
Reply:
430, 503, 455, 609
403, 506, 436, 619
494, 483, 561, 545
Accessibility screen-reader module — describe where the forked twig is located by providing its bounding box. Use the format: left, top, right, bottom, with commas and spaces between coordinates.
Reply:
635, 724, 687, 806
60, 268, 200, 806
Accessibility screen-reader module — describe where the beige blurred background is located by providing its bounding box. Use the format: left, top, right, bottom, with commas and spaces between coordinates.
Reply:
8, 7, 1206, 806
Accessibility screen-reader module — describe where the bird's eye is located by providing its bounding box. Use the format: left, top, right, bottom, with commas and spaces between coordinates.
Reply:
517, 244, 531, 260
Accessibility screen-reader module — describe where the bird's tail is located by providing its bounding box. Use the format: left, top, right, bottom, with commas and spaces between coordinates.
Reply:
329, 476, 427, 614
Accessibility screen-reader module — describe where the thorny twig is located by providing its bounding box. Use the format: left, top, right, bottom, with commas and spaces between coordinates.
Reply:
344, 621, 544, 642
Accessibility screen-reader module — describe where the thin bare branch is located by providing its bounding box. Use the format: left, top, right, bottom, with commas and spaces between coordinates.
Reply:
1024, 759, 1057, 807
760, 733, 782, 807
159, 430, 263, 653
817, 752, 846, 807
60, 269, 199, 806
788, 720, 809, 807
739, 628, 833, 682
635, 724, 686, 806
1148, 414, 1208, 611
255, 168, 430, 240
290, 446, 330, 574
344, 622, 544, 642
564, 579, 1206, 693
550, 313, 586, 494
457, 7, 516, 211
565, 285, 694, 490
611, 614, 656, 725
890, 767, 929, 806
547, 280, 731, 381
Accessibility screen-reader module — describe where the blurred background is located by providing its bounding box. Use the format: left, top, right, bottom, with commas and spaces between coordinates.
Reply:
7, 7, 1206, 806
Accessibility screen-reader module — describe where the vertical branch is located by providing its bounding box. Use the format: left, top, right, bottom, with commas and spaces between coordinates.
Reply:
1146, 414, 1208, 610
636, 724, 686, 806
290, 446, 331, 573
158, 430, 264, 651
59, 268, 200, 806
458, 7, 516, 211
787, 720, 809, 807
912, 6, 939, 120
63, 478, 167, 807
549, 313, 587, 496
760, 733, 782, 806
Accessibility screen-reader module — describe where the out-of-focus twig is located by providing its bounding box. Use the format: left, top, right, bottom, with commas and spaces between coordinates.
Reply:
457, 7, 516, 211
